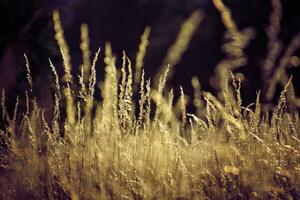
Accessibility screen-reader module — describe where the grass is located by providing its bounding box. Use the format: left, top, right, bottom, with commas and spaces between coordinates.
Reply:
1, 0, 300, 199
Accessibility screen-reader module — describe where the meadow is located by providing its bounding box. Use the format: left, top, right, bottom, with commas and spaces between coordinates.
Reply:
0, 0, 300, 199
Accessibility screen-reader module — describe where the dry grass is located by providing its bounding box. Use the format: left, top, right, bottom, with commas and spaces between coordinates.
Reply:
1, 0, 300, 199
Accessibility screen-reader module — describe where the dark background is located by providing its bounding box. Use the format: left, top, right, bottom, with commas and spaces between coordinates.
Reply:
0, 0, 300, 114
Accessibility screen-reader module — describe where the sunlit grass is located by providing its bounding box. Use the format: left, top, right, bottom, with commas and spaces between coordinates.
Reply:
0, 0, 300, 199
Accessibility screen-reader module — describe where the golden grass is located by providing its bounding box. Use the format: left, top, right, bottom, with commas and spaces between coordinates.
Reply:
0, 0, 300, 199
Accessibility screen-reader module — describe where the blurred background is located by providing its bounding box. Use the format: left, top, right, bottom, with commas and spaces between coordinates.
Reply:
0, 0, 300, 114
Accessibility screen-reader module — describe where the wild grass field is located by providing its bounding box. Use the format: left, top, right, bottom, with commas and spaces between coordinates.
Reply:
0, 0, 300, 199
